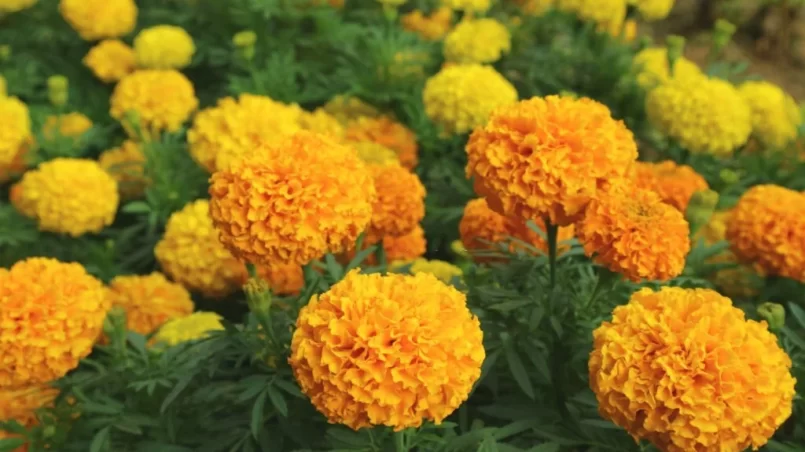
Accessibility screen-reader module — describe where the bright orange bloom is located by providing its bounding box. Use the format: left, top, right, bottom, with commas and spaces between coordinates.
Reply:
256, 262, 305, 296
366, 164, 426, 243
107, 272, 194, 335
632, 160, 709, 211
345, 116, 418, 170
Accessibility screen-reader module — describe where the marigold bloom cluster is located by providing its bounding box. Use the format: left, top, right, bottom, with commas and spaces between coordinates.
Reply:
344, 116, 418, 169
0, 0, 36, 13
628, 0, 674, 21
152, 312, 224, 346
351, 141, 400, 167
440, 0, 490, 13
289, 270, 485, 430
0, 95, 31, 167
0, 257, 109, 387
256, 262, 305, 296
83, 40, 136, 83
366, 164, 426, 243
59, 0, 138, 41
401, 7, 453, 41
43, 112, 93, 140
556, 0, 626, 36
444, 19, 511, 64
155, 200, 248, 298
98, 140, 147, 200
738, 80, 802, 148
632, 47, 703, 89
107, 272, 194, 336
423, 64, 518, 135
590, 286, 796, 452
134, 25, 196, 70
11, 158, 119, 237
0, 385, 58, 445
632, 160, 709, 212
467, 96, 637, 226
382, 224, 428, 262
209, 132, 375, 267
646, 76, 752, 156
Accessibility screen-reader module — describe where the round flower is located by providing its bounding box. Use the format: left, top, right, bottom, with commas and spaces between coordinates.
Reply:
0, 384, 58, 447
290, 270, 485, 430
630, 0, 674, 21
401, 7, 453, 41
43, 112, 93, 140
110, 69, 199, 137
154, 199, 248, 298
209, 131, 376, 267
107, 272, 194, 336
299, 108, 345, 140
467, 96, 638, 226
134, 25, 195, 69
187, 94, 303, 173
10, 158, 119, 237
632, 160, 709, 211
366, 164, 426, 243
59, 0, 137, 41
98, 139, 147, 200
83, 39, 136, 83
511, 0, 554, 15
382, 224, 427, 262
323, 95, 381, 125
646, 76, 752, 156
632, 47, 703, 89
589, 286, 796, 452
345, 116, 418, 170
424, 64, 518, 135
0, 0, 36, 13
256, 262, 305, 296
444, 19, 511, 64
440, 0, 490, 13
739, 80, 802, 148
726, 184, 805, 282
0, 96, 31, 167
0, 257, 109, 387
152, 312, 224, 346
351, 141, 401, 167
556, 0, 626, 35
408, 258, 463, 283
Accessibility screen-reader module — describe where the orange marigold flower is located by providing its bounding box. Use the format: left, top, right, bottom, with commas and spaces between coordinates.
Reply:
289, 270, 485, 430
209, 131, 376, 267
366, 164, 426, 243
155, 200, 248, 298
590, 286, 796, 452
256, 262, 305, 296
0, 258, 109, 387
726, 184, 805, 282
0, 384, 59, 448
345, 116, 418, 170
466, 96, 638, 226
381, 224, 427, 262
98, 139, 147, 200
107, 272, 194, 336
401, 7, 453, 41
632, 160, 709, 211
83, 39, 136, 83
577, 182, 689, 281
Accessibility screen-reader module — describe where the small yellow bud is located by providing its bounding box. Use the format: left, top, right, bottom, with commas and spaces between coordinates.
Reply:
713, 19, 737, 55
665, 35, 686, 76
757, 302, 785, 332
685, 189, 719, 237
232, 30, 256, 62
451, 240, 470, 259
47, 75, 69, 107
719, 169, 740, 185
244, 276, 272, 315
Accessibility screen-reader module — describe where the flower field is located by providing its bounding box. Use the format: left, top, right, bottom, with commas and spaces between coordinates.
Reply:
3, 0, 805, 451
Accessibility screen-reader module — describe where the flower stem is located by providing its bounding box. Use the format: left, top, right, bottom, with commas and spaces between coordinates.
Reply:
546, 221, 558, 290
394, 430, 407, 452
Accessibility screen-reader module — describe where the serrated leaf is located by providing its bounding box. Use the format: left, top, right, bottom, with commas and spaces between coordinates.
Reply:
788, 302, 805, 330
90, 426, 110, 452
251, 389, 268, 439
504, 341, 534, 399
488, 299, 533, 313
273, 378, 304, 399
766, 440, 804, 452
160, 375, 193, 414
477, 435, 499, 452
266, 384, 288, 417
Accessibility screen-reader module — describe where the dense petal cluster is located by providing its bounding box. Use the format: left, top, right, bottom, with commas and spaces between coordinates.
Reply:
351, 141, 401, 167
344, 116, 418, 169
256, 262, 305, 296
209, 132, 375, 267
83, 40, 136, 83
577, 183, 689, 281
366, 164, 426, 243
738, 80, 802, 148
556, 0, 626, 35
0, 0, 36, 13
726, 184, 805, 282
0, 96, 31, 167
382, 225, 427, 262
441, 0, 490, 13
107, 272, 194, 336
155, 200, 248, 298
632, 47, 703, 89
11, 158, 119, 237
401, 7, 453, 41
590, 287, 796, 452
299, 108, 345, 140
0, 385, 58, 446
632, 160, 709, 211
423, 64, 518, 135
407, 258, 463, 283
629, 0, 674, 21
59, 0, 137, 41
98, 139, 147, 200
152, 312, 224, 346
134, 25, 196, 69
0, 258, 109, 387
467, 96, 638, 226
290, 270, 485, 430
646, 76, 752, 156
444, 19, 511, 64
43, 112, 93, 140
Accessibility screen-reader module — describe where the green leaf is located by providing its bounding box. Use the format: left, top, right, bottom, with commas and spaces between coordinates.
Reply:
121, 201, 151, 214
0, 438, 27, 452
346, 245, 377, 271
788, 302, 805, 330
251, 389, 268, 439
266, 384, 288, 417
487, 299, 534, 313
160, 375, 193, 413
579, 419, 620, 430
766, 440, 804, 452
782, 326, 805, 351
504, 341, 535, 400
273, 379, 304, 399
477, 435, 499, 452
324, 254, 343, 280
526, 442, 560, 452
90, 426, 111, 452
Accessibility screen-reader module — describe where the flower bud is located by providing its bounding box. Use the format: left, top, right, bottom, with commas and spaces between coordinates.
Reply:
47, 75, 69, 107
665, 35, 685, 76
719, 168, 740, 185
244, 276, 272, 316
757, 302, 785, 332
712, 19, 737, 56
685, 189, 719, 237
232, 30, 257, 62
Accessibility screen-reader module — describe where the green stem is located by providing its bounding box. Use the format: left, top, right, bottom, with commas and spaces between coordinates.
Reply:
394, 430, 407, 452
545, 221, 558, 290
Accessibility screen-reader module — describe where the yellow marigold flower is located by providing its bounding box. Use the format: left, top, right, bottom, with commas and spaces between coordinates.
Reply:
256, 262, 305, 296
11, 158, 118, 237
444, 19, 511, 64
382, 224, 427, 262
632, 47, 703, 89
629, 0, 674, 21
83, 39, 136, 83
98, 140, 147, 200
0, 257, 109, 387
441, 0, 490, 14
209, 131, 376, 267
577, 182, 689, 281
134, 25, 195, 70
632, 160, 709, 212
0, 96, 31, 167
59, 0, 137, 41
43, 112, 93, 140
467, 96, 637, 226
366, 164, 426, 243
0, 384, 58, 448
590, 286, 796, 452
107, 272, 194, 336
408, 258, 463, 283
556, 0, 626, 36
739, 80, 802, 148
727, 184, 805, 282
646, 76, 752, 156
401, 7, 453, 41
424, 64, 518, 136
345, 116, 418, 170
323, 95, 381, 125
290, 270, 485, 430
351, 141, 401, 167
110, 69, 199, 138
0, 0, 36, 13
187, 94, 303, 173
152, 312, 224, 346
298, 108, 344, 140
155, 200, 248, 298
511, 0, 554, 15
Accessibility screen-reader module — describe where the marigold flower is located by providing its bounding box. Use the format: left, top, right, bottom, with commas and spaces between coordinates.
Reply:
590, 286, 796, 452
632, 47, 703, 89
382, 224, 427, 262
107, 272, 194, 336
646, 76, 752, 156
401, 7, 453, 41
152, 312, 224, 346
134, 25, 195, 70
440, 0, 490, 13
351, 141, 401, 167
43, 112, 93, 140
407, 258, 463, 283
0, 385, 58, 447
577, 182, 689, 281
0, 96, 31, 167
738, 80, 802, 148
290, 270, 484, 430
98, 139, 147, 200
155, 200, 248, 298
0, 257, 109, 386
424, 64, 517, 136
629, 0, 674, 21
209, 131, 375, 267
59, 0, 137, 41
556, 0, 626, 36
110, 69, 198, 138
511, 0, 554, 15
256, 262, 305, 296
0, 141, 28, 185
444, 19, 511, 64
0, 0, 36, 13
727, 184, 805, 282
323, 95, 381, 125
632, 160, 708, 212
83, 39, 136, 83
366, 164, 426, 243
299, 108, 344, 140
11, 158, 118, 237
345, 116, 418, 170
467, 96, 637, 226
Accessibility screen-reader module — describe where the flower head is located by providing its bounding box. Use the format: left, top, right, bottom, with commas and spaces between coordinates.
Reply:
0, 385, 58, 446
0, 0, 36, 13
401, 7, 453, 41
345, 116, 418, 170
0, 257, 109, 386
0, 96, 31, 167
351, 141, 401, 167
98, 139, 147, 200
256, 262, 305, 296
590, 286, 796, 452
43, 112, 93, 140
134, 25, 195, 69
290, 270, 484, 430
59, 0, 137, 41
83, 39, 136, 83
444, 18, 511, 64
299, 108, 345, 140
440, 0, 490, 13
511, 0, 554, 15
152, 312, 224, 346
407, 258, 463, 283
632, 160, 709, 211
739, 80, 802, 148
632, 47, 703, 89
366, 164, 426, 243
382, 224, 427, 262
630, 0, 674, 21
556, 0, 626, 35
107, 272, 194, 336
